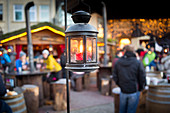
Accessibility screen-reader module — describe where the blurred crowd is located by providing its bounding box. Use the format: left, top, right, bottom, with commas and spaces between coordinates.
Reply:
112, 45, 170, 73
0, 46, 67, 81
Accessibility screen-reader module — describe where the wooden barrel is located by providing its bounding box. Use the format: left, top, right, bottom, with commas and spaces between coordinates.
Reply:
101, 78, 110, 96
22, 85, 39, 113
136, 89, 147, 113
75, 76, 83, 91
112, 87, 120, 113
146, 85, 170, 113
2, 93, 27, 113
52, 79, 67, 111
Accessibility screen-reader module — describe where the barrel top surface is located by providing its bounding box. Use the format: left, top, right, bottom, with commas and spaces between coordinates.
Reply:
51, 79, 70, 84
99, 64, 112, 68
1, 93, 23, 100
149, 83, 170, 88
6, 70, 55, 76
146, 71, 166, 74
22, 84, 38, 89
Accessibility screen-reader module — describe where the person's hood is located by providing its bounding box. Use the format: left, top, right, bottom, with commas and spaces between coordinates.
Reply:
118, 51, 136, 66
8, 52, 16, 56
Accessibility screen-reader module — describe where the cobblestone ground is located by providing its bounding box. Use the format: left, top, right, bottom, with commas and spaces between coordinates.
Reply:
39, 102, 114, 113
39, 72, 115, 113
39, 89, 114, 113
69, 103, 114, 113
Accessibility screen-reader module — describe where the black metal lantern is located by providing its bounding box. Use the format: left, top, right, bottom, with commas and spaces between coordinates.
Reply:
65, 11, 99, 72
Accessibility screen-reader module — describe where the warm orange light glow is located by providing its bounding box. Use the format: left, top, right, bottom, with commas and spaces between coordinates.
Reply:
49, 47, 53, 51
119, 38, 131, 49
148, 51, 152, 54
0, 51, 2, 56
120, 38, 131, 45
97, 43, 104, 46
164, 49, 168, 53
1, 26, 65, 43
98, 24, 104, 38
7, 49, 12, 53
148, 45, 150, 49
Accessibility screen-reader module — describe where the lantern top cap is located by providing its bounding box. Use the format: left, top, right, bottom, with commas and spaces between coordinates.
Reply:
71, 11, 91, 23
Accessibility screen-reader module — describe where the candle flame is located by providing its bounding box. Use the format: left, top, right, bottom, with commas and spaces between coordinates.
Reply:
80, 44, 83, 53
89, 47, 92, 52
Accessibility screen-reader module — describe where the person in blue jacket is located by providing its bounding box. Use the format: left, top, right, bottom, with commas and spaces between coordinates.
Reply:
16, 51, 28, 72
0, 48, 11, 73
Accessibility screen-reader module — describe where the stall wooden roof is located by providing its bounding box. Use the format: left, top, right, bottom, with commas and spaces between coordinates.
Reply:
0, 22, 65, 44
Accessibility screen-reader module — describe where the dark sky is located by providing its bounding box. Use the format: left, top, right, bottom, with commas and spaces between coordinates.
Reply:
67, 0, 170, 19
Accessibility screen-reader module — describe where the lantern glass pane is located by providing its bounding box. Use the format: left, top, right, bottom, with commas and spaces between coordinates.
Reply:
70, 37, 83, 63
86, 37, 96, 62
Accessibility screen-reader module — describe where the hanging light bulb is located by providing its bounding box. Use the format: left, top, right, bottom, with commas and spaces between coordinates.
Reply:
148, 50, 152, 54
163, 44, 169, 54
7, 46, 13, 53
49, 45, 53, 52
7, 48, 12, 53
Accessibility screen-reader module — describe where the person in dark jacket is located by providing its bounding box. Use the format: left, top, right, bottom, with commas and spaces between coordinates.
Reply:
113, 45, 146, 113
60, 51, 66, 78
8, 46, 16, 73
0, 74, 12, 113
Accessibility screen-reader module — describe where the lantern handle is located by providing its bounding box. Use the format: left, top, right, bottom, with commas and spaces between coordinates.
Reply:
79, 0, 91, 14
70, 0, 91, 14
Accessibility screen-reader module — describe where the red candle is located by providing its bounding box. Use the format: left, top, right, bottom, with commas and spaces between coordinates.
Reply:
76, 53, 83, 61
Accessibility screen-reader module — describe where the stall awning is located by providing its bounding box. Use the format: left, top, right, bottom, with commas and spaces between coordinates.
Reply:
0, 22, 65, 44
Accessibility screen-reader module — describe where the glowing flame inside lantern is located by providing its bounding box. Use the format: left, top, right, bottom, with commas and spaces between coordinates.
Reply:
80, 44, 83, 53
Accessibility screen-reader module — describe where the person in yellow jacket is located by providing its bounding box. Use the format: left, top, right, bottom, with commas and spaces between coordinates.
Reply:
42, 49, 62, 81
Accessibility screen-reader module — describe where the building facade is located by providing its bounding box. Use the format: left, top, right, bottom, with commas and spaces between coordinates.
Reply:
0, 0, 56, 34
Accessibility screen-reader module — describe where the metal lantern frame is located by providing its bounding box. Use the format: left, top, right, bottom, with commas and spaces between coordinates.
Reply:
65, 11, 99, 72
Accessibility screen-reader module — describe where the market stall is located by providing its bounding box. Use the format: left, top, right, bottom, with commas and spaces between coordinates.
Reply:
0, 22, 65, 59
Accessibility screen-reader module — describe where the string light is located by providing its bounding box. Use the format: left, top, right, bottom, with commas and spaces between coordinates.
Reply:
1, 26, 65, 43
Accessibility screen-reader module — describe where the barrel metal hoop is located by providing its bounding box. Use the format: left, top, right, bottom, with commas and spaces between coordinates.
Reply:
13, 106, 26, 113
148, 92, 170, 98
9, 100, 25, 108
147, 97, 170, 104
5, 95, 23, 103
149, 88, 170, 93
